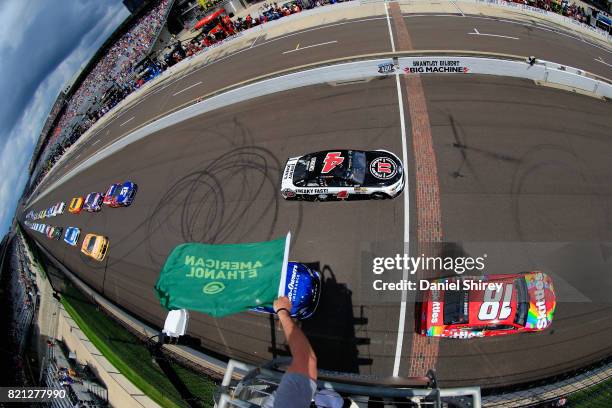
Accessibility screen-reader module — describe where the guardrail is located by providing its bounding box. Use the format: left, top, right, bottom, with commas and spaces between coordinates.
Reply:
216, 358, 482, 407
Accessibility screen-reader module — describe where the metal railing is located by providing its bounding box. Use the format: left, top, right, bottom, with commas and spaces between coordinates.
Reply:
216, 358, 482, 407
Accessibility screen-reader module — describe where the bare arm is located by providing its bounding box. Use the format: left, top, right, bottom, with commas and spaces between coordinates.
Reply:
274, 297, 317, 380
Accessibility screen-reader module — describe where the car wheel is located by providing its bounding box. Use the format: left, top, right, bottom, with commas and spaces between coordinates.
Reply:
316, 194, 329, 201
371, 192, 387, 200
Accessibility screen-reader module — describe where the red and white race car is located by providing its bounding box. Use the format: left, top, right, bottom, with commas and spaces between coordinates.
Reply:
416, 272, 556, 338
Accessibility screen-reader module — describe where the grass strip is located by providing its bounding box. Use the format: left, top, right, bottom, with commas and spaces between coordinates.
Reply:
568, 376, 612, 407
61, 282, 215, 407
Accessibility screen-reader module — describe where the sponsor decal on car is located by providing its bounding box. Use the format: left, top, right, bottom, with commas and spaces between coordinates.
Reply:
369, 157, 398, 179
450, 330, 484, 339
336, 190, 349, 199
282, 189, 296, 198
431, 301, 441, 324
296, 188, 329, 194
321, 152, 344, 173
283, 163, 295, 180
308, 157, 316, 172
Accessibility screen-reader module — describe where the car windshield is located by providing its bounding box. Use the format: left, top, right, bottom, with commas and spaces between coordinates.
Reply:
514, 277, 529, 326
87, 237, 96, 252
443, 288, 469, 325
346, 151, 366, 185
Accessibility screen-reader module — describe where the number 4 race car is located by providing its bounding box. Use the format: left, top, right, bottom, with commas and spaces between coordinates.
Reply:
281, 150, 404, 201
417, 272, 556, 338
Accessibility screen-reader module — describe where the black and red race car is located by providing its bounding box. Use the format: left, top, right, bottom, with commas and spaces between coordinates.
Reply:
416, 272, 556, 338
280, 149, 404, 201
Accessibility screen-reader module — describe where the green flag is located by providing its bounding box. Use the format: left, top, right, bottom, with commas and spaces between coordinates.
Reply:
154, 234, 290, 317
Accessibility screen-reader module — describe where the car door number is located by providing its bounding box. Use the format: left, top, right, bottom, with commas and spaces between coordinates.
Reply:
478, 284, 513, 321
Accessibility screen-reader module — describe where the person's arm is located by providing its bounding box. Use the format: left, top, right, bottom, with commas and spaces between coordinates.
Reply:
273, 297, 317, 380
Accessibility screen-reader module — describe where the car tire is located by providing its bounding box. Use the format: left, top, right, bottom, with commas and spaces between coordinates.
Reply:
371, 192, 387, 200
316, 194, 330, 201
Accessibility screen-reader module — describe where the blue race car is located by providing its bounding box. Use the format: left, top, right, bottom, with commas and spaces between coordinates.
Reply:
111, 181, 138, 207
64, 227, 81, 246
252, 262, 321, 320
84, 192, 103, 212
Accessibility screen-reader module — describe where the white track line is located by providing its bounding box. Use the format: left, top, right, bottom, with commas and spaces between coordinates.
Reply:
595, 57, 612, 67
92, 140, 100, 145
250, 30, 264, 48
468, 27, 519, 40
385, 3, 396, 52
119, 116, 135, 127
450, 0, 465, 16
388, 5, 411, 376
172, 81, 203, 96
282, 40, 337, 54
392, 71, 411, 378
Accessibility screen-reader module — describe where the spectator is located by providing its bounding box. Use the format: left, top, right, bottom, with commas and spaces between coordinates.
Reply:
263, 296, 318, 408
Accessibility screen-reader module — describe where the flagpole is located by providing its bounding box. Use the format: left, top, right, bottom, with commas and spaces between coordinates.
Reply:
278, 232, 291, 297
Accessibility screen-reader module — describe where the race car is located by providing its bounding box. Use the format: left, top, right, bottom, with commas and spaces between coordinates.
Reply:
84, 192, 103, 212
55, 202, 66, 215
281, 149, 404, 201
110, 181, 138, 207
251, 262, 321, 320
64, 227, 81, 246
103, 183, 122, 206
69, 197, 84, 214
416, 272, 556, 338
46, 226, 58, 239
51, 227, 63, 240
81, 233, 109, 262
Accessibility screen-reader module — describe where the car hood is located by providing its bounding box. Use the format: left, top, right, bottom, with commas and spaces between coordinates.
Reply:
524, 272, 556, 330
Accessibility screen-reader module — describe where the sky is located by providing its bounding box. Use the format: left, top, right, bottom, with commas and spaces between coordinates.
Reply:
0, 0, 130, 238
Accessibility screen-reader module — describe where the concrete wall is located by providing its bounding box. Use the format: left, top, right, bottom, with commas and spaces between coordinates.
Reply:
57, 307, 161, 408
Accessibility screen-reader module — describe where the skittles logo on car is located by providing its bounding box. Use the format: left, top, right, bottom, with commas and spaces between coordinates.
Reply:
369, 157, 398, 180
524, 272, 556, 330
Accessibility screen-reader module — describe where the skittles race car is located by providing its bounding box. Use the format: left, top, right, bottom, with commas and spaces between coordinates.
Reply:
417, 272, 556, 338
281, 150, 404, 201
84, 192, 103, 212
251, 262, 321, 320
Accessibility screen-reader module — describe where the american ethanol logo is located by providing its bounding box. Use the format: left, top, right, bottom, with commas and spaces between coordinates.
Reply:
203, 281, 225, 295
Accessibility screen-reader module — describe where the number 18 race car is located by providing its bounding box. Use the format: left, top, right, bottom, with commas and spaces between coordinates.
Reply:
281, 149, 404, 201
417, 272, 556, 338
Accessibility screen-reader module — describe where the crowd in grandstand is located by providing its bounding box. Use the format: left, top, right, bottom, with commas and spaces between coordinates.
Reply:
26, 0, 610, 197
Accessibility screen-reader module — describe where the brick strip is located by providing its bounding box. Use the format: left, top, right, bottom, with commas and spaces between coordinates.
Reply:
388, 2, 442, 377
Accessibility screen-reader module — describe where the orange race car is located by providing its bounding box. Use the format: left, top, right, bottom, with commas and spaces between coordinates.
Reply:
68, 196, 84, 214
80, 233, 109, 262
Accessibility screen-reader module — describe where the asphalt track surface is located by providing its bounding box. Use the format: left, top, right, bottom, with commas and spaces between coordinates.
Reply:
23, 13, 612, 388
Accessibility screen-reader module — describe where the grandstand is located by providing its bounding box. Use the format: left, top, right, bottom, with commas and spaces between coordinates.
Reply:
25, 0, 176, 198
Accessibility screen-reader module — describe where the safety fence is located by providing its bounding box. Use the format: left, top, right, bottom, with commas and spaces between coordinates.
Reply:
216, 358, 482, 407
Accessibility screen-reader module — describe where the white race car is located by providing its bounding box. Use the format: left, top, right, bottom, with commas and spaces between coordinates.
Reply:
281, 149, 404, 201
